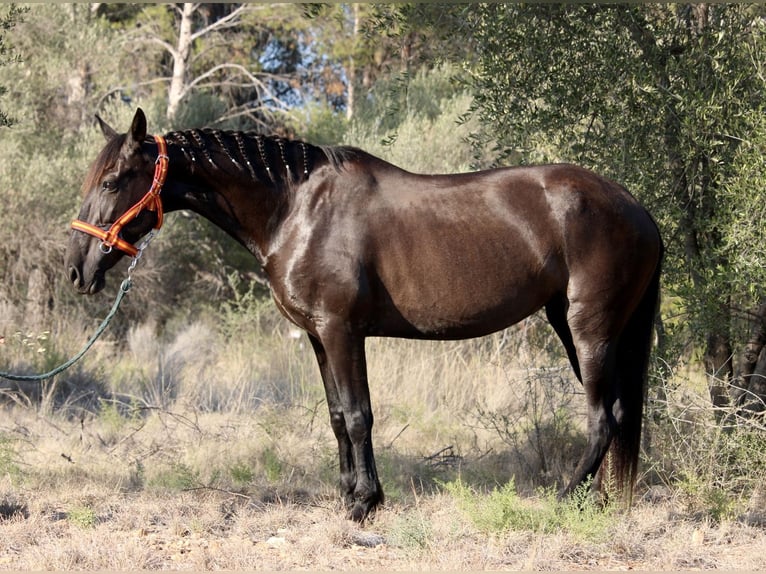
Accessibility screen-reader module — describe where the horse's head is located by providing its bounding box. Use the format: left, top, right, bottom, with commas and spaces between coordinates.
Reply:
66, 108, 166, 294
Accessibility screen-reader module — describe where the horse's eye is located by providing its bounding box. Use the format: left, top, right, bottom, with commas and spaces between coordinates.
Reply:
101, 179, 118, 192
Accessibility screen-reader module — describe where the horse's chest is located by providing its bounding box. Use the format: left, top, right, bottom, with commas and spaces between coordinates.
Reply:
265, 244, 363, 332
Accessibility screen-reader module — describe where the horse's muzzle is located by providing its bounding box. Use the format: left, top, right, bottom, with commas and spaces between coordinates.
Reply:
68, 265, 105, 295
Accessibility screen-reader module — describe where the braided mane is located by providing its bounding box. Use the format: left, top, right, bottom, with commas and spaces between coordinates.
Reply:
164, 129, 365, 187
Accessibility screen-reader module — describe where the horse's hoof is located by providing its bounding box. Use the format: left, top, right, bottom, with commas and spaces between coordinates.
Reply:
348, 503, 368, 523
347, 497, 380, 523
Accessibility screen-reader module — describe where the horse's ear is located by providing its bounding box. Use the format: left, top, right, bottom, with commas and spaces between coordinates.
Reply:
123, 108, 147, 153
96, 115, 118, 141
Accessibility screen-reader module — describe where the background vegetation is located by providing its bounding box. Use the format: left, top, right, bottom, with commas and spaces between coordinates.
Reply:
0, 4, 765, 563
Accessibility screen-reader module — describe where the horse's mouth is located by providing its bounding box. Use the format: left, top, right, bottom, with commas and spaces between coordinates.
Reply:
73, 272, 106, 295
85, 273, 106, 295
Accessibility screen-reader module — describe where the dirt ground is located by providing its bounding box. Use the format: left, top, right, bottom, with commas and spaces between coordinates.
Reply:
1, 483, 765, 571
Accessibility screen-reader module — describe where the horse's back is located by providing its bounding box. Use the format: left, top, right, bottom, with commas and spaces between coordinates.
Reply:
334, 162, 656, 338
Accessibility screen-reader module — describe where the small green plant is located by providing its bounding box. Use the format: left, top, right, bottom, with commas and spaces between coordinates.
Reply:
260, 447, 283, 483
555, 481, 616, 541
126, 459, 145, 492
229, 461, 254, 486
678, 471, 735, 522
443, 477, 613, 541
0, 434, 22, 482
98, 398, 139, 430
648, 386, 766, 523
149, 462, 199, 491
67, 505, 97, 529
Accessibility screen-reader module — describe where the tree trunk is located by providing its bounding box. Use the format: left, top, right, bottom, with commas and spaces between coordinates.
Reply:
704, 331, 733, 422
167, 3, 195, 123
345, 3, 361, 122
736, 301, 766, 416
25, 268, 52, 330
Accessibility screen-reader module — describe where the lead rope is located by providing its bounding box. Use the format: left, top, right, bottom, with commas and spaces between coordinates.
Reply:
0, 230, 159, 382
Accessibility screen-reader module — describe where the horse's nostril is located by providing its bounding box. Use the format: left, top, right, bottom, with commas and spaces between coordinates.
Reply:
69, 265, 81, 286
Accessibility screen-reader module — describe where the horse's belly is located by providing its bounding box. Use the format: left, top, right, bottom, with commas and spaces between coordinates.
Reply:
372, 269, 557, 340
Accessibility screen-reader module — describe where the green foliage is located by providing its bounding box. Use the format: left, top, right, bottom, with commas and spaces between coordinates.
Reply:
97, 398, 143, 438
229, 461, 255, 486
353, 64, 461, 134
678, 472, 735, 523
259, 447, 284, 483
288, 101, 347, 145
0, 4, 26, 127
149, 462, 199, 491
460, 4, 766, 369
719, 108, 766, 304
66, 505, 97, 529
127, 460, 146, 492
444, 477, 614, 541
345, 66, 480, 174
646, 376, 766, 522
217, 274, 273, 340
470, 366, 582, 490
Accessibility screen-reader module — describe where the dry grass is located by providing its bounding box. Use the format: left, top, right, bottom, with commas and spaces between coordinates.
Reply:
1, 404, 765, 571
2, 303, 766, 570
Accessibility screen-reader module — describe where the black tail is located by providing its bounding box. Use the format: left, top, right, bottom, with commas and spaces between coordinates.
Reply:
603, 240, 664, 503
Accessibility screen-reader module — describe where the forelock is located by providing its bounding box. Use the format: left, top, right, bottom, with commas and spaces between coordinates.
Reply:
80, 134, 126, 197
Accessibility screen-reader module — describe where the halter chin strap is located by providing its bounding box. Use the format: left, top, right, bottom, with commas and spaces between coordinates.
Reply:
71, 135, 168, 258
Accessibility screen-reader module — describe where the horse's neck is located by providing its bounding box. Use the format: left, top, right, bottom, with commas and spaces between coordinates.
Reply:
164, 129, 307, 261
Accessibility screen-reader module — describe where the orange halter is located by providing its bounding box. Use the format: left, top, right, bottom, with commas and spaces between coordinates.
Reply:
71, 136, 168, 258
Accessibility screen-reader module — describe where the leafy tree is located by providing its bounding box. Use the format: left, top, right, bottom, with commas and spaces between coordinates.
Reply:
0, 4, 25, 127
302, 3, 476, 122
457, 4, 766, 416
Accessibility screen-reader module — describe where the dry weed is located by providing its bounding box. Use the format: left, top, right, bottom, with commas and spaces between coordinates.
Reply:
0, 402, 765, 570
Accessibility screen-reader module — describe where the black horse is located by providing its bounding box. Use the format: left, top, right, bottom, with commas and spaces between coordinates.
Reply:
66, 108, 663, 521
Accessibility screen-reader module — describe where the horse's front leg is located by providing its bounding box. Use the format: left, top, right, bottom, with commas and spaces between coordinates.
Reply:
308, 334, 356, 508
314, 326, 383, 522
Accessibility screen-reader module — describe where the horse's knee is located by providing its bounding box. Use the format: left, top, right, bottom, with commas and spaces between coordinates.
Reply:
344, 410, 373, 444
328, 409, 347, 438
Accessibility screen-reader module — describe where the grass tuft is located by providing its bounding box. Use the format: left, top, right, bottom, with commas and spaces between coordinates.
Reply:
443, 476, 614, 542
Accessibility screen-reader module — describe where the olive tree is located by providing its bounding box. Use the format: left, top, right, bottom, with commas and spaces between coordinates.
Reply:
458, 3, 766, 418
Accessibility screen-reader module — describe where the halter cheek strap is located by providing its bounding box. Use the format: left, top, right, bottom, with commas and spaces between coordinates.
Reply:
71, 136, 168, 258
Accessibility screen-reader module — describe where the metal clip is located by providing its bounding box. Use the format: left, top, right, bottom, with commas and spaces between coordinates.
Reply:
127, 228, 159, 280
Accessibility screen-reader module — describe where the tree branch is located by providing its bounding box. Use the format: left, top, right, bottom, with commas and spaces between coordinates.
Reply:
190, 4, 249, 42
186, 63, 292, 108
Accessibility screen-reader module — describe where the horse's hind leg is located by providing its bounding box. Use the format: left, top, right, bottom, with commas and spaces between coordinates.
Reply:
561, 311, 619, 497
545, 295, 582, 382
308, 334, 356, 508
313, 326, 382, 522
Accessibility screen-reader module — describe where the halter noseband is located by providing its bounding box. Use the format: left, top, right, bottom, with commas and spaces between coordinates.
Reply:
71, 135, 168, 258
